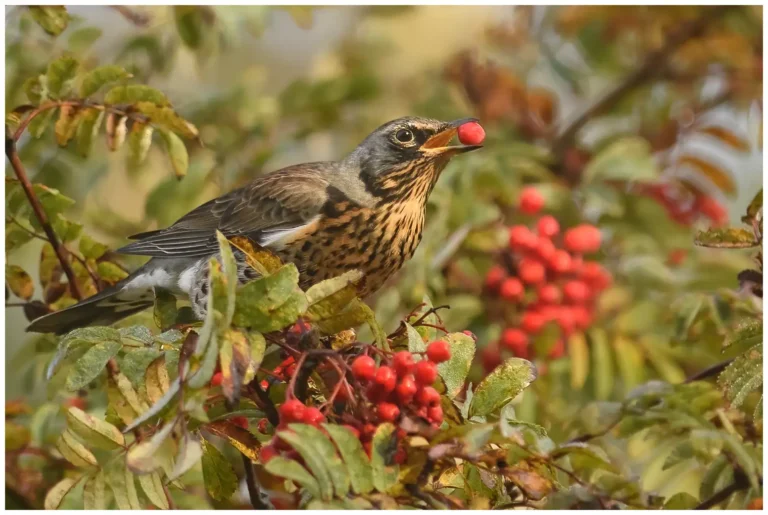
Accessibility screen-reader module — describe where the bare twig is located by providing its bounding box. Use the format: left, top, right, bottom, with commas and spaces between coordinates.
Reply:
5, 136, 83, 300
685, 359, 734, 384
553, 6, 733, 156
695, 471, 750, 510
241, 453, 268, 509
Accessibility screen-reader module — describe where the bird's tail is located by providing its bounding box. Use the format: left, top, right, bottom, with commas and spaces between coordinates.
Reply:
26, 281, 155, 335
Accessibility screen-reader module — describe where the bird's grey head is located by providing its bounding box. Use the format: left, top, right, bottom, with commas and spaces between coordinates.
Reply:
344, 116, 482, 180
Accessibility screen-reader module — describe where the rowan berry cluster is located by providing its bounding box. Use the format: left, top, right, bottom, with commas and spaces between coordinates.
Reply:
481, 187, 611, 371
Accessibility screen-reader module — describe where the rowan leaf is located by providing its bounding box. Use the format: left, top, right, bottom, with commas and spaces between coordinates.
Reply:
56, 429, 98, 468
718, 343, 762, 409
697, 125, 750, 152
591, 328, 614, 400
469, 358, 537, 418
79, 65, 132, 98
205, 420, 261, 462
44, 477, 79, 510
158, 129, 189, 179
145, 355, 170, 405
136, 103, 199, 139
232, 263, 308, 332
104, 84, 170, 106
583, 137, 658, 183
265, 456, 321, 499
122, 376, 181, 433
126, 420, 176, 474
138, 471, 169, 509
370, 422, 399, 493
305, 270, 364, 323
107, 458, 142, 510
324, 424, 373, 494
6, 264, 34, 300
66, 407, 125, 450
83, 471, 108, 510
201, 439, 238, 502
694, 228, 758, 248
46, 56, 79, 98
168, 431, 203, 481
289, 424, 350, 498
65, 340, 123, 391
277, 427, 334, 500
127, 122, 154, 166
105, 113, 128, 151
28, 6, 69, 36
437, 331, 475, 398
74, 108, 105, 157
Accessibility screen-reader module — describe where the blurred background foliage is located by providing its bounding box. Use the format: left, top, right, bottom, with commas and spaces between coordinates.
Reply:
5, 4, 763, 509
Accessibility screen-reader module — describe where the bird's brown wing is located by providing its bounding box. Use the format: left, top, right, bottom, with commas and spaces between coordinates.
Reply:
117, 166, 331, 258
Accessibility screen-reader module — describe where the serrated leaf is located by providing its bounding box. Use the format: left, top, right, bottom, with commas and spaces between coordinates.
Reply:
305, 270, 363, 323
79, 65, 132, 98
122, 376, 181, 433
277, 427, 333, 500
168, 431, 203, 481
66, 407, 125, 450
138, 471, 169, 509
406, 323, 426, 354
78, 234, 109, 261
136, 103, 199, 139
28, 107, 56, 138
469, 358, 537, 418
29, 6, 69, 36
324, 424, 374, 495
201, 439, 238, 502
265, 457, 322, 499
126, 420, 176, 474
437, 332, 475, 398
370, 422, 399, 493
96, 261, 128, 283
66, 340, 123, 391
694, 228, 758, 248
44, 476, 79, 510
46, 56, 78, 98
583, 137, 658, 183
188, 331, 219, 389
56, 429, 98, 468
718, 343, 762, 409
83, 471, 108, 510
232, 263, 307, 332
6, 264, 34, 300
107, 459, 142, 510
724, 318, 763, 348
551, 442, 617, 473
104, 84, 170, 106
158, 129, 189, 179
290, 424, 350, 498
111, 368, 148, 415
204, 420, 261, 462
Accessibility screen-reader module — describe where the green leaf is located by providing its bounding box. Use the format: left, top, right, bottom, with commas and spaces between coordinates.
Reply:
277, 426, 334, 500
44, 476, 79, 510
46, 56, 79, 98
96, 261, 129, 283
744, 188, 762, 223
590, 328, 614, 400
232, 263, 308, 332
123, 376, 181, 433
104, 85, 170, 106
79, 65, 132, 98
28, 108, 56, 138
138, 471, 169, 510
158, 129, 189, 179
174, 6, 207, 49
265, 457, 322, 499
6, 264, 34, 300
291, 424, 350, 498
68, 27, 103, 53
188, 330, 219, 389
74, 108, 105, 157
65, 340, 123, 391
214, 232, 239, 327
78, 234, 109, 261
551, 442, 617, 473
664, 492, 699, 509
107, 459, 142, 510
468, 358, 537, 418
201, 439, 238, 502
406, 323, 427, 354
324, 424, 374, 495
694, 228, 758, 248
83, 471, 108, 510
66, 407, 125, 450
136, 103, 199, 139
154, 288, 178, 331
56, 429, 98, 468
724, 318, 763, 348
718, 343, 762, 409
126, 420, 176, 474
583, 137, 658, 183
370, 422, 399, 493
29, 6, 69, 36
127, 122, 154, 166
437, 331, 475, 398
305, 270, 363, 324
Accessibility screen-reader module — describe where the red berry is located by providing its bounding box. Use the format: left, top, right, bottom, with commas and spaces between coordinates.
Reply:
362, 423, 377, 439
548, 250, 572, 274
499, 277, 524, 302
457, 121, 486, 145
210, 372, 223, 387
257, 418, 269, 434
366, 383, 388, 403
519, 187, 545, 215
304, 407, 325, 426
481, 344, 502, 372
536, 215, 560, 238
65, 397, 87, 410
393, 447, 408, 464
572, 306, 593, 329
415, 386, 440, 407
564, 224, 602, 254
522, 311, 546, 334
484, 265, 507, 291
426, 340, 451, 363
260, 444, 279, 464
508, 225, 537, 250
519, 258, 546, 284
563, 280, 590, 303
363, 441, 373, 457
501, 328, 529, 357
427, 406, 444, 425
555, 307, 575, 335
416, 407, 429, 419
535, 237, 557, 261
230, 416, 249, 429
537, 284, 561, 304
374, 366, 397, 392
547, 339, 566, 359
696, 196, 728, 227
580, 261, 604, 281
667, 249, 688, 267
392, 351, 415, 377
396, 375, 417, 403
342, 424, 361, 440
279, 399, 306, 424
413, 361, 438, 385
351, 355, 376, 381
377, 402, 400, 422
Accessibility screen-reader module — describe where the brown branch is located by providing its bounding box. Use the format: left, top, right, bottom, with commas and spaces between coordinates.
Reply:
241, 453, 268, 509
695, 471, 750, 510
5, 136, 83, 300
553, 5, 733, 156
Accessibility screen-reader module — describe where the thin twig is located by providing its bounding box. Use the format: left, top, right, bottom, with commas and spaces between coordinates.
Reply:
694, 479, 747, 510
685, 359, 734, 384
552, 6, 733, 156
5, 136, 83, 300
241, 453, 268, 509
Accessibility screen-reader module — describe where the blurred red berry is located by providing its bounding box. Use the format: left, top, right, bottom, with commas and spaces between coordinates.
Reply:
696, 195, 728, 227
580, 261, 604, 282
362, 423, 377, 439
457, 121, 486, 145
547, 339, 566, 359
351, 355, 376, 381
481, 344, 502, 372
230, 416, 249, 430
377, 402, 401, 422
519, 187, 545, 215
210, 372, 223, 387
548, 249, 572, 274
393, 447, 408, 464
304, 407, 325, 426
396, 375, 417, 403
509, 225, 537, 250
563, 280, 590, 303
484, 265, 507, 291
535, 237, 557, 261
427, 406, 444, 425
413, 361, 438, 385
415, 386, 440, 407
65, 397, 87, 410
564, 224, 602, 254
501, 328, 529, 358
500, 277, 524, 302
537, 284, 561, 304
667, 249, 688, 266
392, 351, 415, 377
342, 424, 361, 440
519, 258, 546, 284
426, 340, 451, 363
279, 399, 306, 424
260, 444, 279, 464
537, 215, 560, 238
571, 306, 593, 329
375, 366, 397, 392
556, 307, 575, 335
257, 418, 269, 434
522, 311, 546, 334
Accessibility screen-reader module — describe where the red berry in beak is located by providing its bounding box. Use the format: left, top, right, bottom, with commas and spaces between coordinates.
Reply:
457, 121, 485, 145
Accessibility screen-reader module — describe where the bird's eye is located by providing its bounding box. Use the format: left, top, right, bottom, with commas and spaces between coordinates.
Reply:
395, 129, 414, 143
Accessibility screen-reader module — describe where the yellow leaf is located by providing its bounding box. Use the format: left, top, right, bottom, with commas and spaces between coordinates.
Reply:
145, 355, 169, 405
677, 154, 737, 196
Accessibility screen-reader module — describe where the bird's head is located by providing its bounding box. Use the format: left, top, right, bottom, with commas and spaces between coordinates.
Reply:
345, 116, 483, 200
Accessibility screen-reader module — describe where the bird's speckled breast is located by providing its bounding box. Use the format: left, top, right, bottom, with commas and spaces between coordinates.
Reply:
275, 199, 425, 297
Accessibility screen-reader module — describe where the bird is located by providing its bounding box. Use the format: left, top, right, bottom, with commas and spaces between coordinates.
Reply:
27, 116, 483, 334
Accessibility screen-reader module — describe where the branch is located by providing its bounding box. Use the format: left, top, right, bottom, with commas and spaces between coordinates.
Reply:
552, 6, 733, 155
694, 479, 748, 510
5, 135, 83, 301
685, 358, 734, 383
241, 453, 268, 509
